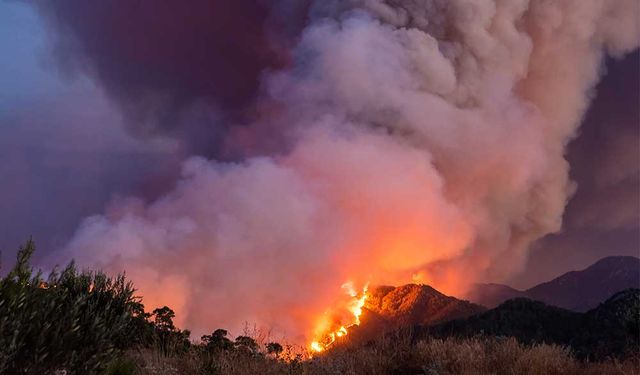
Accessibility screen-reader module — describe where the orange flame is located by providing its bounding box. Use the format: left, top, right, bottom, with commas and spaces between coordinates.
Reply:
309, 281, 369, 353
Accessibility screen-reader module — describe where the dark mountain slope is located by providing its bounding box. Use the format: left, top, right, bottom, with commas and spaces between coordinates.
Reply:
430, 298, 581, 345
574, 288, 640, 359
429, 289, 640, 360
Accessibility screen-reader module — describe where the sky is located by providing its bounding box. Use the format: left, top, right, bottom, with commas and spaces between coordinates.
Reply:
0, 0, 637, 304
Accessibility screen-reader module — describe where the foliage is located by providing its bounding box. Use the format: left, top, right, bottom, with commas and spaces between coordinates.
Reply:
266, 342, 283, 358
0, 239, 146, 374
153, 306, 177, 331
234, 335, 259, 354
102, 357, 138, 375
201, 329, 233, 352
150, 306, 191, 356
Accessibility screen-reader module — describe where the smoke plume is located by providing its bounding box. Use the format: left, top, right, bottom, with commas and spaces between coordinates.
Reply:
32, 0, 311, 157
36, 0, 639, 341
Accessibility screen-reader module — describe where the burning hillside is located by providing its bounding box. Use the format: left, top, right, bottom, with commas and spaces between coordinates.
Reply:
310, 282, 369, 353
31, 0, 640, 345
364, 284, 485, 327
310, 283, 485, 352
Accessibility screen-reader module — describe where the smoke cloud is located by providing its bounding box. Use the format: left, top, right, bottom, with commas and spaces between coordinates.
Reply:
36, 0, 639, 341
512, 51, 640, 288
31, 0, 311, 157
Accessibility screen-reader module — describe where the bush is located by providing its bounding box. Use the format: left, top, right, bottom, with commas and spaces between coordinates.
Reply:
102, 357, 137, 375
202, 329, 233, 352
266, 342, 283, 358
0, 239, 147, 374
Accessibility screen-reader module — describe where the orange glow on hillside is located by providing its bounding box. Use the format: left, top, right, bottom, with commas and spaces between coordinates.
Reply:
309, 282, 369, 353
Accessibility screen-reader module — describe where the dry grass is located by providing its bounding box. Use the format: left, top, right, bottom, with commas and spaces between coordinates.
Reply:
123, 334, 640, 375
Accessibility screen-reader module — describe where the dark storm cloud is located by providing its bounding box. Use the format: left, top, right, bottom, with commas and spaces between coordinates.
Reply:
512, 51, 640, 288
30, 0, 310, 156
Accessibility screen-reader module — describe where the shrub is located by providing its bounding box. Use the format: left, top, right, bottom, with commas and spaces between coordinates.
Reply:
0, 239, 146, 374
102, 357, 138, 375
202, 329, 234, 352
266, 342, 283, 358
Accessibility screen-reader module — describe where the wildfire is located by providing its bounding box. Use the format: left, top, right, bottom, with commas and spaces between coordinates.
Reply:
309, 281, 369, 353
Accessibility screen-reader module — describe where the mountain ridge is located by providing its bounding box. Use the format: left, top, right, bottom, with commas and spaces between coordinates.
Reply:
466, 255, 640, 311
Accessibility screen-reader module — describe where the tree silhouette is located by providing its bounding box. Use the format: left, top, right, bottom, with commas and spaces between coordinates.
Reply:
235, 335, 259, 354
151, 306, 190, 355
202, 329, 233, 352
152, 306, 177, 332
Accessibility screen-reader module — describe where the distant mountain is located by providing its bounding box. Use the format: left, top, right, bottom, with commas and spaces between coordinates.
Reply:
364, 284, 486, 327
527, 256, 640, 311
466, 256, 640, 311
430, 289, 640, 360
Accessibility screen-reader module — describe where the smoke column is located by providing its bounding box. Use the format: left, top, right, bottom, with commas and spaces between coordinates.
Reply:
35, 0, 639, 341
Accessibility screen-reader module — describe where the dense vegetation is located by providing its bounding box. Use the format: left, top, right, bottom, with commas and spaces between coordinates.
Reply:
0, 240, 637, 374
0, 239, 146, 373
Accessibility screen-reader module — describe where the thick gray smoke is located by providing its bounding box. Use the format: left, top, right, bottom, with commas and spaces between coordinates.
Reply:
56, 0, 639, 342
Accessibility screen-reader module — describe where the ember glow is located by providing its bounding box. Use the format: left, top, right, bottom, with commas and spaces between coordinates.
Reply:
310, 282, 369, 353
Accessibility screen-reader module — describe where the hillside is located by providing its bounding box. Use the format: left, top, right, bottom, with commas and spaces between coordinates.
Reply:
364, 284, 486, 327
347, 284, 485, 344
467, 256, 640, 311
576, 288, 640, 359
429, 289, 640, 360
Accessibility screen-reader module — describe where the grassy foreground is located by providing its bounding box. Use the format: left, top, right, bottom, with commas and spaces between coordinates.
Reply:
117, 334, 638, 375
